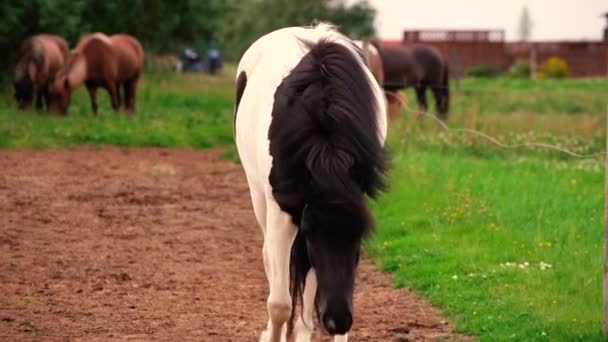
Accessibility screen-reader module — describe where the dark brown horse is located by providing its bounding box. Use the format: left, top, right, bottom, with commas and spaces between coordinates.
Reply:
355, 40, 384, 88
356, 40, 408, 121
48, 33, 144, 114
373, 42, 450, 120
14, 34, 69, 110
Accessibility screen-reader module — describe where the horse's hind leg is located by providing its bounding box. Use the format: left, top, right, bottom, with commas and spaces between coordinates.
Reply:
124, 77, 139, 113
414, 85, 428, 115
86, 83, 98, 114
294, 270, 316, 342
250, 189, 267, 234
106, 81, 121, 112
431, 86, 448, 121
260, 196, 297, 342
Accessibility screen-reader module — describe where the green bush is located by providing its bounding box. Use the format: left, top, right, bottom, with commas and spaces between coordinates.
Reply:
465, 64, 502, 78
508, 58, 531, 78
538, 57, 569, 79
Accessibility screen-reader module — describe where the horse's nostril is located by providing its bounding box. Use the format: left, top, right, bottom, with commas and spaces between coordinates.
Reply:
326, 318, 336, 331
323, 312, 352, 335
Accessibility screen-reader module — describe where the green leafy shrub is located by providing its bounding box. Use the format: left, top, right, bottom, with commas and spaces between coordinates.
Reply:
538, 57, 569, 79
465, 64, 502, 78
508, 58, 531, 78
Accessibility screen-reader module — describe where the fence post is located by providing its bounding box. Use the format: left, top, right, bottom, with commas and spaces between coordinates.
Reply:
604, 105, 608, 335
529, 44, 537, 79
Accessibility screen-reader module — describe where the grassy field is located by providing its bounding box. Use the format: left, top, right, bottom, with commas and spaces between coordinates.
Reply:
1, 70, 606, 341
0, 69, 236, 149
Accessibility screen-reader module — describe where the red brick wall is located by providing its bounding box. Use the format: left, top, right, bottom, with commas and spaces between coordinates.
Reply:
395, 30, 608, 78
508, 42, 608, 77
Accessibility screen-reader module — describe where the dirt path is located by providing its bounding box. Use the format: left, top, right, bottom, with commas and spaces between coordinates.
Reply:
0, 147, 465, 341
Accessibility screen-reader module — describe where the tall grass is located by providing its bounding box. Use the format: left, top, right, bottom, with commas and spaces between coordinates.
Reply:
370, 77, 607, 341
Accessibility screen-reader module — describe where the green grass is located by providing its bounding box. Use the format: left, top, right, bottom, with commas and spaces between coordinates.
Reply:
369, 149, 604, 341
369, 78, 607, 341
0, 69, 236, 149
1, 72, 607, 340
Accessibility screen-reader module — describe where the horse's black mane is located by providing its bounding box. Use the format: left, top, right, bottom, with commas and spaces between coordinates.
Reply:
267, 38, 388, 333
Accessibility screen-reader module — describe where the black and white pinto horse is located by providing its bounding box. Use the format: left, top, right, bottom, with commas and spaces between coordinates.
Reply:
234, 24, 388, 342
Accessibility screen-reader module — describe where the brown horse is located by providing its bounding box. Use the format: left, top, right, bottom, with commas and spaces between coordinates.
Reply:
355, 40, 384, 87
14, 34, 69, 110
372, 42, 450, 120
48, 33, 144, 114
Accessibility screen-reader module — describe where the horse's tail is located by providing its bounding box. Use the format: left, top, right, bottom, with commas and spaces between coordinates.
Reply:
274, 38, 388, 333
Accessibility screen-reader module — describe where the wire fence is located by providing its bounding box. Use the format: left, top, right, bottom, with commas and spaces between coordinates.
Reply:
385, 91, 608, 159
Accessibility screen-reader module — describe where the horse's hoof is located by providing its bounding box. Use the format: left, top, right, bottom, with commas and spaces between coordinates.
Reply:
259, 328, 287, 342
293, 319, 313, 342
259, 329, 271, 342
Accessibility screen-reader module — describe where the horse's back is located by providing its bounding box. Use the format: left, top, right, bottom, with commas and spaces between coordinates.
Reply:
75, 33, 117, 80
235, 25, 386, 197
235, 25, 364, 191
110, 34, 144, 80
15, 34, 68, 84
38, 35, 69, 77
379, 46, 420, 90
410, 44, 446, 83
238, 26, 335, 84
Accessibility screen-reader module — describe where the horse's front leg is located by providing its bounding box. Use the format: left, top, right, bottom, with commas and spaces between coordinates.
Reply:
294, 269, 316, 342
260, 197, 297, 342
34, 87, 43, 110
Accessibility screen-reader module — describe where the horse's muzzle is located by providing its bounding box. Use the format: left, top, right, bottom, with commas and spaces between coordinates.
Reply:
322, 305, 353, 335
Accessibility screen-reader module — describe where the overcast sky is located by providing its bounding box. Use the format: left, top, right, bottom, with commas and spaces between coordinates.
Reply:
357, 0, 608, 41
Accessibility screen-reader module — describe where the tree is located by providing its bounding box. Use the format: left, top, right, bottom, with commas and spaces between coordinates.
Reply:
1, 0, 377, 79
330, 0, 376, 39
216, 0, 377, 60
517, 6, 533, 42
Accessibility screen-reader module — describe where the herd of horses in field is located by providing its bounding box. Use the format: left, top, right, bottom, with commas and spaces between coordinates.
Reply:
13, 33, 143, 115
13, 31, 449, 120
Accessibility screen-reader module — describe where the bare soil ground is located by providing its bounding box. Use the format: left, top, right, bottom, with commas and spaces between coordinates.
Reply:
0, 147, 466, 341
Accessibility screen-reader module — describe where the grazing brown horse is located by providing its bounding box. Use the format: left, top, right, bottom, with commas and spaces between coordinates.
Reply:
355, 40, 384, 88
14, 34, 69, 110
373, 42, 449, 120
356, 40, 407, 120
48, 33, 144, 114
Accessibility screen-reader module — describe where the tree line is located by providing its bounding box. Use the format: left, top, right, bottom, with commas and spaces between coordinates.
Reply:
1, 0, 376, 75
